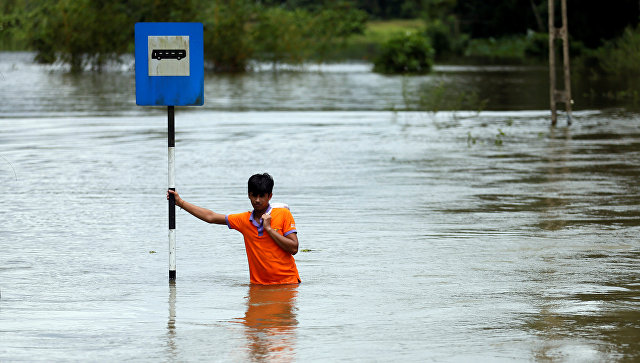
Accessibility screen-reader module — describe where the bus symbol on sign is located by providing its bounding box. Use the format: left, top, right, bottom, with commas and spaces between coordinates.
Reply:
152, 49, 187, 60
147, 35, 190, 76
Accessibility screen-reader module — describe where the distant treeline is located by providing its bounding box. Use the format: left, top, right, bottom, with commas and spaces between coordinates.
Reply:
0, 0, 370, 72
1, 0, 639, 73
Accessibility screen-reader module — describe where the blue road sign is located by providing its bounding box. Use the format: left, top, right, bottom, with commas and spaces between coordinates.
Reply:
135, 22, 204, 106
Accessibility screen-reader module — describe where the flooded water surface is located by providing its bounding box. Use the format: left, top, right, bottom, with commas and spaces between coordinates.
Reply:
1, 52, 639, 361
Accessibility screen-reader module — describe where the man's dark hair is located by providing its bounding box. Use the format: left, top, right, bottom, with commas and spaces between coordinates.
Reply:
248, 173, 274, 195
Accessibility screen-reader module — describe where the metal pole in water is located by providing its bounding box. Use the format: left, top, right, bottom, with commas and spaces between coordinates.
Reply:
548, 0, 572, 126
548, 0, 557, 126
560, 0, 572, 125
168, 106, 176, 280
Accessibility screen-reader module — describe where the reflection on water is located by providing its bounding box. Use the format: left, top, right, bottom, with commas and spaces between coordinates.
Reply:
239, 285, 298, 362
537, 126, 572, 231
167, 281, 178, 361
526, 250, 640, 361
3, 52, 640, 117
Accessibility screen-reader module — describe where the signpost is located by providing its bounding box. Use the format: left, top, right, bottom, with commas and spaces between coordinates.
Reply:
135, 22, 204, 280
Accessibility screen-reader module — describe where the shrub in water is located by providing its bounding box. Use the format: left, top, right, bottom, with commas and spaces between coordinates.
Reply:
425, 18, 469, 59
373, 31, 434, 74
523, 31, 548, 59
599, 25, 640, 77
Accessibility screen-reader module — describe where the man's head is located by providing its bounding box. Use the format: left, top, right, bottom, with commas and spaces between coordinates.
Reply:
248, 173, 274, 212
248, 173, 274, 195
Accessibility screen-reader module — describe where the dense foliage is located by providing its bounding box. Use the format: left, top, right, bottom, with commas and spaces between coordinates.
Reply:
373, 31, 434, 74
596, 25, 640, 78
0, 0, 367, 72
453, 0, 639, 48
1, 0, 640, 74
201, 1, 253, 73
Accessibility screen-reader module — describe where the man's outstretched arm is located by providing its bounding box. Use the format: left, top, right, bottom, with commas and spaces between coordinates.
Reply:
167, 190, 227, 225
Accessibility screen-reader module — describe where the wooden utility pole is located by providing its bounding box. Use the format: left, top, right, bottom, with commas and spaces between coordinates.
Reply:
548, 0, 572, 126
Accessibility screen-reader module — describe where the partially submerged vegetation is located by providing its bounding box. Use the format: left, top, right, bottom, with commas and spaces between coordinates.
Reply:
373, 31, 434, 74
0, 0, 368, 73
1, 0, 639, 78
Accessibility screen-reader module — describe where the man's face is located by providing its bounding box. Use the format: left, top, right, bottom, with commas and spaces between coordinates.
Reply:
249, 192, 272, 212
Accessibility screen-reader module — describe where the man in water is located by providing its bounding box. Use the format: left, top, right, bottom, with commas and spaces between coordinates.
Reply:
167, 173, 300, 285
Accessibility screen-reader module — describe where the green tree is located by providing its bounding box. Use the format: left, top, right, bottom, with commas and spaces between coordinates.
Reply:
1, 0, 31, 50
302, 3, 368, 61
598, 25, 640, 78
26, 0, 198, 72
373, 31, 434, 74
423, 0, 464, 58
354, 0, 428, 19
454, 0, 639, 48
201, 0, 255, 72
252, 3, 367, 67
27, 0, 132, 71
135, 0, 199, 22
252, 7, 315, 66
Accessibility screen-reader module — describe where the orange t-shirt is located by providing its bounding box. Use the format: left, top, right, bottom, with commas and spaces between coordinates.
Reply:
226, 205, 300, 285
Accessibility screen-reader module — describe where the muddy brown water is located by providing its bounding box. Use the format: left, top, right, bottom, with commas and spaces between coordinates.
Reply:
1, 52, 639, 361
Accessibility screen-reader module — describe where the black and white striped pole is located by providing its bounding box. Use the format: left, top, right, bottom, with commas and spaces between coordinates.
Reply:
168, 105, 177, 280
134, 22, 204, 282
